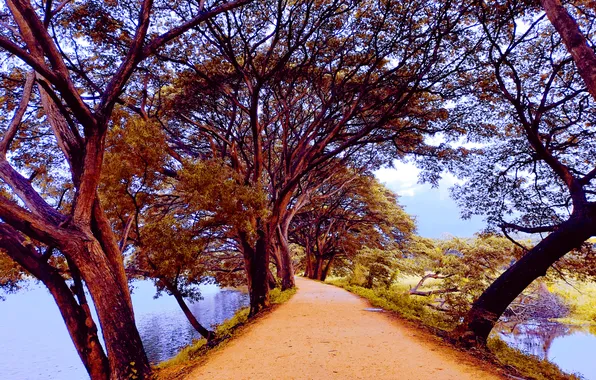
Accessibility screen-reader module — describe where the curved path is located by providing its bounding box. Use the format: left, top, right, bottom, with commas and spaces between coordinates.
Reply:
188, 277, 503, 380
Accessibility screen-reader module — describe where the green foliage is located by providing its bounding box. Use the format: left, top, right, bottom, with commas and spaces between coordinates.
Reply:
177, 160, 270, 242
214, 308, 250, 338
295, 171, 416, 280
269, 287, 297, 305
348, 264, 368, 287
355, 248, 400, 289
154, 339, 208, 370
487, 338, 581, 380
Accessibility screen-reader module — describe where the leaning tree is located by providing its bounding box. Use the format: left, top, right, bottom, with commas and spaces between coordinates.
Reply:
452, 0, 596, 344
0, 0, 248, 378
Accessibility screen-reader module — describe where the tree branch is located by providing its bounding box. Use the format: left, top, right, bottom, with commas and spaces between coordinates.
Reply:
0, 71, 35, 156
141, 0, 253, 59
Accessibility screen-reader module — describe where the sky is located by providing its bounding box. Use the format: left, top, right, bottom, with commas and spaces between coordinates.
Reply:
375, 161, 485, 238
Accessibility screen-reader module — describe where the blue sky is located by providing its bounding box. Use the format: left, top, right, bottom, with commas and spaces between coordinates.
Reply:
375, 162, 485, 238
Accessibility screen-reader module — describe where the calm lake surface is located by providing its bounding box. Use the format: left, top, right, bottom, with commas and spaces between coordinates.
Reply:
497, 321, 596, 380
0, 280, 249, 380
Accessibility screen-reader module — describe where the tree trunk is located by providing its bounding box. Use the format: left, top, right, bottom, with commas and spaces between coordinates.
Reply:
0, 225, 109, 380
67, 238, 151, 379
270, 241, 284, 285
240, 230, 270, 316
304, 244, 313, 278
310, 255, 324, 280
457, 213, 595, 345
275, 225, 295, 290
321, 255, 334, 282
267, 269, 278, 290
166, 281, 214, 341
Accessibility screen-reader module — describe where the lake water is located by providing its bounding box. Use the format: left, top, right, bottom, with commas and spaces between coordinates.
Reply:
497, 321, 596, 379
0, 280, 249, 380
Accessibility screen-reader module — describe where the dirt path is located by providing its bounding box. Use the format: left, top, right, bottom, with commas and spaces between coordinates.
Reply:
188, 277, 503, 380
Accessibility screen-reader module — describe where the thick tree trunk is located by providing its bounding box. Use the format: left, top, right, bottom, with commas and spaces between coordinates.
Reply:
308, 255, 325, 280
457, 214, 595, 345
0, 225, 109, 380
67, 238, 151, 379
240, 230, 270, 316
166, 281, 214, 341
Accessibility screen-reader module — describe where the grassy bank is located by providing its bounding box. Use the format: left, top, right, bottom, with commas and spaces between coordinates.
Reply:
327, 278, 580, 380
154, 287, 296, 379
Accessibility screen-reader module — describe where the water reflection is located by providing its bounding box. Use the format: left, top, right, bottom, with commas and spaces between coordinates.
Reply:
0, 280, 249, 379
497, 320, 596, 379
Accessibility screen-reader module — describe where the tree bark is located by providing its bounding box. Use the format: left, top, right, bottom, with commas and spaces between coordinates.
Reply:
308, 255, 325, 280
304, 242, 313, 278
321, 255, 334, 281
541, 0, 596, 100
457, 213, 595, 345
164, 280, 214, 341
267, 268, 278, 290
240, 230, 270, 316
0, 225, 109, 380
275, 225, 295, 290
65, 237, 151, 379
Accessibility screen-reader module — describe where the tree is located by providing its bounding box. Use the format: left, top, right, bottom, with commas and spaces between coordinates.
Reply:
451, 0, 596, 344
291, 169, 415, 281
405, 235, 523, 321
158, 0, 472, 314
100, 117, 263, 341
0, 0, 249, 377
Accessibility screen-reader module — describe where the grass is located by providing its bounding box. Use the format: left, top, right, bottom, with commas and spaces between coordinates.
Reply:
153, 287, 296, 379
328, 277, 580, 380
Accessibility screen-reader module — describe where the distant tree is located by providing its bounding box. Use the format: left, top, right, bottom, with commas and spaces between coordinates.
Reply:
291, 170, 415, 282
451, 0, 596, 344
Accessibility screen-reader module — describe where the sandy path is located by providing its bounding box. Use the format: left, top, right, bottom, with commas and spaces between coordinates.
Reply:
188, 277, 503, 380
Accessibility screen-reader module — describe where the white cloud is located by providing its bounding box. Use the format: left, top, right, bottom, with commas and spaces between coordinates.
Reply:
375, 161, 423, 197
